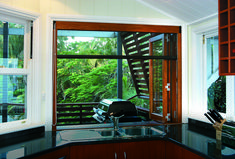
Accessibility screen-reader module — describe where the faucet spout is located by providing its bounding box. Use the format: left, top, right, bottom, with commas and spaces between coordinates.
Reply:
111, 114, 124, 131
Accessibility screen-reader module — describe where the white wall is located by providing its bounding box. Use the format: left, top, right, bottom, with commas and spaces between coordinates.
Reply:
186, 16, 235, 122
0, 0, 186, 130
187, 17, 218, 122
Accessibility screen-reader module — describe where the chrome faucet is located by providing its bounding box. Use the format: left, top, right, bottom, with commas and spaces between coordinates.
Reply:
110, 114, 124, 131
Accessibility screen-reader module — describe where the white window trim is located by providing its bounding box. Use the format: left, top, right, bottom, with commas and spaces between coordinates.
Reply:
188, 18, 235, 122
46, 14, 187, 130
0, 3, 42, 134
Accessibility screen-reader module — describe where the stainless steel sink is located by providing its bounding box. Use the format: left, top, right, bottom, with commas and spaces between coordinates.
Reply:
91, 126, 165, 138
92, 128, 124, 137
58, 126, 165, 141
120, 126, 165, 136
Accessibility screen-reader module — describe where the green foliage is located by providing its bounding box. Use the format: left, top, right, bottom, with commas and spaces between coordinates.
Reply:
0, 21, 24, 68
0, 21, 29, 122
70, 60, 118, 102
207, 76, 226, 113
8, 105, 25, 120
56, 36, 139, 106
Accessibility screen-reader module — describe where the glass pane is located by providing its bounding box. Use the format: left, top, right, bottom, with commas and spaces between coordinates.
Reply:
57, 30, 118, 56
207, 36, 226, 113
0, 34, 2, 60
0, 75, 27, 123
151, 36, 164, 115
152, 39, 163, 56
56, 31, 173, 126
152, 59, 163, 115
0, 21, 24, 68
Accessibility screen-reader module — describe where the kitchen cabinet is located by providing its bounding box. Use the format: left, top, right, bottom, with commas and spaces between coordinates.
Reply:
70, 141, 150, 159
70, 143, 118, 159
165, 141, 204, 159
219, 0, 235, 75
148, 140, 166, 159
70, 140, 166, 159
119, 141, 150, 159
33, 147, 70, 159
32, 140, 204, 159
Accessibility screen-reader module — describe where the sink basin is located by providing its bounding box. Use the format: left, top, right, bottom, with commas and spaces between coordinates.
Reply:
120, 126, 165, 136
91, 128, 124, 137
59, 130, 103, 141
58, 126, 165, 141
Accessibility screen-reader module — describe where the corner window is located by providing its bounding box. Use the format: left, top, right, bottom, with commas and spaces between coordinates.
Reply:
206, 35, 226, 113
0, 20, 30, 123
53, 22, 182, 129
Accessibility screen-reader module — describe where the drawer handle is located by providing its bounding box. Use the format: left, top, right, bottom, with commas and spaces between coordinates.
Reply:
115, 152, 117, 159
124, 152, 127, 159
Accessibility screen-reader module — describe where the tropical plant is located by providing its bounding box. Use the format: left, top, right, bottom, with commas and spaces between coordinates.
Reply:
207, 76, 226, 113
56, 36, 141, 106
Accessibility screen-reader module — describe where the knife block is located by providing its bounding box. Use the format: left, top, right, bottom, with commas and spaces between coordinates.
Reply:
213, 119, 226, 141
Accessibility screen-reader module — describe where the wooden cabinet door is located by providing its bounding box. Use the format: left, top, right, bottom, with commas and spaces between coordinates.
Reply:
33, 147, 70, 159
70, 143, 119, 159
148, 140, 165, 159
119, 141, 149, 159
182, 148, 205, 159
165, 141, 204, 159
165, 141, 183, 159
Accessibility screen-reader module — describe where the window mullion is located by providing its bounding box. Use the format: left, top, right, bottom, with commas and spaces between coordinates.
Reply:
0, 68, 28, 75
24, 21, 31, 69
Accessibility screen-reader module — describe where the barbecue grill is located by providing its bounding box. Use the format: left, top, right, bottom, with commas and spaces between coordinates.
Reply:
93, 99, 142, 123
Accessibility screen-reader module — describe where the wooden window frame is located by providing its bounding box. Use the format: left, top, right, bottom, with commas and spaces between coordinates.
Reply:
53, 21, 182, 130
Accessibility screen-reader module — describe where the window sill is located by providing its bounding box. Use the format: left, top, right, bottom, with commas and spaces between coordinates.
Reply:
0, 122, 44, 135
0, 124, 45, 147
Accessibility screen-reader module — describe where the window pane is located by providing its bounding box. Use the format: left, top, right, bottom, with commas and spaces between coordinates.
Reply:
57, 31, 118, 56
152, 39, 163, 56
0, 21, 24, 68
207, 36, 226, 113
152, 59, 163, 115
0, 75, 27, 123
56, 31, 165, 125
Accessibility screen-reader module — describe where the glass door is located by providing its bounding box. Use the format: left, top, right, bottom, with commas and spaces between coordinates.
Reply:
149, 34, 177, 123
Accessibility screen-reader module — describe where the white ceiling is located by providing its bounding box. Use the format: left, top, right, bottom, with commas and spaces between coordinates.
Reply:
137, 0, 218, 24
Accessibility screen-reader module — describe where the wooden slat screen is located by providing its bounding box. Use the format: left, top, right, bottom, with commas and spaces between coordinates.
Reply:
120, 32, 159, 98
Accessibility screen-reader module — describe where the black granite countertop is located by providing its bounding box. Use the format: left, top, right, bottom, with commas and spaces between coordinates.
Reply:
0, 122, 235, 159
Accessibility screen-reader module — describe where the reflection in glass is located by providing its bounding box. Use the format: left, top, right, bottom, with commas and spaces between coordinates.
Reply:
152, 59, 163, 115
0, 21, 24, 68
0, 75, 27, 123
207, 36, 226, 113
152, 36, 164, 115
152, 39, 163, 56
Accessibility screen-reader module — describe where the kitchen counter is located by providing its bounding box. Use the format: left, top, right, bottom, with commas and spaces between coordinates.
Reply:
0, 122, 235, 159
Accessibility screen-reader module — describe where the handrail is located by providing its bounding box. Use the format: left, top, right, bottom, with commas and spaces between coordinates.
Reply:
56, 102, 99, 126
0, 103, 25, 123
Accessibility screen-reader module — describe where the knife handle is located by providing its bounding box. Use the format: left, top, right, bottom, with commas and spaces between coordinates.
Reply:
208, 111, 221, 123
212, 109, 223, 120
209, 109, 222, 123
204, 113, 214, 124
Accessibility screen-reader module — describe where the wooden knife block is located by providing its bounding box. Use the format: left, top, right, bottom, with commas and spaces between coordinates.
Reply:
213, 119, 226, 141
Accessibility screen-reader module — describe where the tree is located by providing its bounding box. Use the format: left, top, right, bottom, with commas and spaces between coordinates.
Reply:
0, 21, 26, 122
208, 76, 226, 113
57, 37, 122, 103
